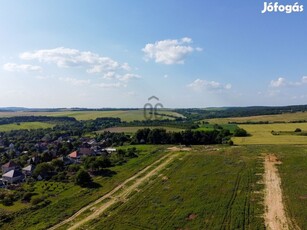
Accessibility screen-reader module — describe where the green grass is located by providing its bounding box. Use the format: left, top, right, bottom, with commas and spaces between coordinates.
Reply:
101, 126, 185, 134
83, 146, 265, 230
233, 123, 307, 145
0, 122, 54, 132
196, 124, 238, 132
273, 145, 307, 229
205, 111, 307, 124
0, 110, 184, 122
0, 145, 168, 230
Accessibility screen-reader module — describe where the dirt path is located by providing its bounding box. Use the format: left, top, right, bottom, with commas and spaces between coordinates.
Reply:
49, 151, 181, 230
264, 154, 292, 230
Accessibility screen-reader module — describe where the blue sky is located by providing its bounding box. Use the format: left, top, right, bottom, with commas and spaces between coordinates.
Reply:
0, 0, 306, 108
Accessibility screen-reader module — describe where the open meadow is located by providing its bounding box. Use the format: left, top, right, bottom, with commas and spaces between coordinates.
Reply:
0, 122, 54, 132
61, 146, 265, 230
206, 112, 307, 124
0, 110, 184, 122
233, 123, 307, 145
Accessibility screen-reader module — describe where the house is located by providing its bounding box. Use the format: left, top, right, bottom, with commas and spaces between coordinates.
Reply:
22, 164, 35, 176
2, 170, 24, 184
2, 161, 20, 174
79, 147, 94, 156
68, 151, 83, 163
27, 156, 40, 165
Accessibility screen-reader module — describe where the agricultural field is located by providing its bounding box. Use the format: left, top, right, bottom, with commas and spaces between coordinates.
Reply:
0, 122, 54, 132
101, 126, 185, 134
206, 111, 307, 124
63, 146, 265, 230
233, 123, 307, 145
0, 110, 184, 122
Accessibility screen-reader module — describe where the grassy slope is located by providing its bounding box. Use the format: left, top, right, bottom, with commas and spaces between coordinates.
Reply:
233, 123, 307, 145
206, 112, 307, 124
0, 122, 54, 132
0, 145, 167, 230
0, 110, 184, 122
83, 146, 264, 230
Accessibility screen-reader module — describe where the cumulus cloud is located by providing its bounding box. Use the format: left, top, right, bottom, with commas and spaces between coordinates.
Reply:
270, 76, 307, 88
3, 63, 42, 72
59, 77, 90, 86
270, 77, 286, 88
20, 47, 122, 73
187, 79, 232, 91
142, 37, 201, 65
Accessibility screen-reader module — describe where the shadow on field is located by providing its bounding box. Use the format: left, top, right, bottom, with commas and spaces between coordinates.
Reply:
92, 169, 117, 177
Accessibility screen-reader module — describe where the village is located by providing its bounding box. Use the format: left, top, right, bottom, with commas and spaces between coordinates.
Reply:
0, 136, 117, 188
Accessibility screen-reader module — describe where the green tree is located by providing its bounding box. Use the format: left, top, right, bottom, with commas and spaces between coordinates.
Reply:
75, 169, 92, 187
233, 128, 248, 137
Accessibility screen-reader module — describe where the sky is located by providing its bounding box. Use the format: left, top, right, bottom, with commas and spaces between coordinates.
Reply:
0, 0, 306, 108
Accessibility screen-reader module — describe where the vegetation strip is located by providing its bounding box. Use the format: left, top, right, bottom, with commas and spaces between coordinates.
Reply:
48, 151, 181, 230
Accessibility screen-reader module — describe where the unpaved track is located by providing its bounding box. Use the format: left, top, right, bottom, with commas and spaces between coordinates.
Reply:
264, 154, 294, 230
49, 151, 181, 230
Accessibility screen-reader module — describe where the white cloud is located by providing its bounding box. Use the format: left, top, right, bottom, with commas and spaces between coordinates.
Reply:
270, 76, 307, 88
3, 63, 42, 72
270, 77, 286, 88
102, 71, 116, 80
20, 47, 121, 73
118, 73, 141, 82
102, 72, 141, 82
59, 77, 90, 86
95, 82, 126, 88
187, 79, 232, 91
121, 63, 131, 71
142, 37, 201, 65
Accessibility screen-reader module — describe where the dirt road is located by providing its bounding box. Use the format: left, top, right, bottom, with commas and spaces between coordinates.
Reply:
264, 154, 294, 230
49, 151, 181, 230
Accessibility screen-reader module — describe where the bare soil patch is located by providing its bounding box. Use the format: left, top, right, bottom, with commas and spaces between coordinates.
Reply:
264, 154, 294, 230
167, 146, 191, 151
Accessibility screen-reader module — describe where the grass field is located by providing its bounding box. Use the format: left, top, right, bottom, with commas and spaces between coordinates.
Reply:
0, 110, 184, 122
206, 112, 307, 124
272, 145, 307, 229
81, 146, 264, 230
233, 123, 307, 145
0, 122, 54, 132
196, 124, 238, 133
101, 126, 185, 134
